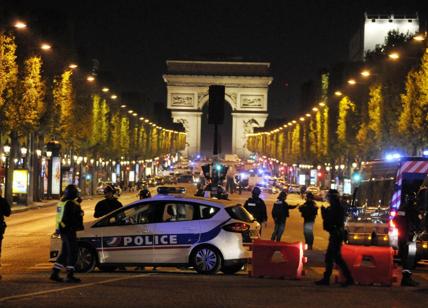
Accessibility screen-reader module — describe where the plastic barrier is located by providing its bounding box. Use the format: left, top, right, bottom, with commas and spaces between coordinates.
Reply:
249, 239, 307, 279
335, 244, 397, 286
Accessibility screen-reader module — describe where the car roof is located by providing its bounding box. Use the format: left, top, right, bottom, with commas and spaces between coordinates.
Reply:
127, 194, 241, 208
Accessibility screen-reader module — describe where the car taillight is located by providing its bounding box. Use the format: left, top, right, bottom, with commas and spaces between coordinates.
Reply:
222, 223, 250, 233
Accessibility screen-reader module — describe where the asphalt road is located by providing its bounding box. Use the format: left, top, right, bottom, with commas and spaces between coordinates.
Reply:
1, 185, 428, 307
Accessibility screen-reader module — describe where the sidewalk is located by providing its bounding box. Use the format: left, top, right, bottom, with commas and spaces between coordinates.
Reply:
10, 195, 97, 214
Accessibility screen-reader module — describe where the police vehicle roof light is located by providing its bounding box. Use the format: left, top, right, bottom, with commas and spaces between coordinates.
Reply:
423, 149, 428, 157
385, 153, 401, 161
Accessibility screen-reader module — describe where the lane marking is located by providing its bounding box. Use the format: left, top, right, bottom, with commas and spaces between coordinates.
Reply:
0, 273, 151, 303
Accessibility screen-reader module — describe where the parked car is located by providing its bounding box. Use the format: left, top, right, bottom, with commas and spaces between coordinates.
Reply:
288, 184, 301, 194
305, 186, 323, 201
50, 195, 260, 275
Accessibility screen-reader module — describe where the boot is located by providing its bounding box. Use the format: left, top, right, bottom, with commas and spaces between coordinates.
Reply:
401, 271, 419, 287
65, 269, 81, 283
315, 277, 330, 286
50, 268, 63, 282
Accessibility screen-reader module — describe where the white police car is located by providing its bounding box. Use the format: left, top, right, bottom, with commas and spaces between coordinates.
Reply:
50, 194, 260, 275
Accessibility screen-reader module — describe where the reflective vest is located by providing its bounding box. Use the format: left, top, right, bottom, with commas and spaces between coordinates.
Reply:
55, 201, 67, 233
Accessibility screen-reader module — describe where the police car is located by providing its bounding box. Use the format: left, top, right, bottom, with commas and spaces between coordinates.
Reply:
50, 190, 260, 275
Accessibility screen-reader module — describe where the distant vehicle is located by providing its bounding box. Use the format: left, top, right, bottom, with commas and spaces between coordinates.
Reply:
177, 174, 194, 183
305, 186, 323, 201
288, 184, 301, 194
50, 196, 260, 274
345, 157, 428, 264
96, 182, 122, 196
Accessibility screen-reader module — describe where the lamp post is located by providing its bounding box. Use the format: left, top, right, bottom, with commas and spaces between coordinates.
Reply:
46, 150, 52, 199
3, 144, 11, 203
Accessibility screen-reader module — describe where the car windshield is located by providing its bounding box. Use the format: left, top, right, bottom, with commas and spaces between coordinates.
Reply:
353, 179, 395, 209
226, 205, 254, 223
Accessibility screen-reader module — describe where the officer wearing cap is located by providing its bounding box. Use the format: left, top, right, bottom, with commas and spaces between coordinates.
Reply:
316, 189, 354, 287
244, 186, 267, 235
94, 185, 123, 218
138, 185, 152, 200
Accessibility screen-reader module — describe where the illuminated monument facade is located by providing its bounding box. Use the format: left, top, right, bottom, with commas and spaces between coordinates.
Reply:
349, 13, 419, 61
163, 60, 272, 158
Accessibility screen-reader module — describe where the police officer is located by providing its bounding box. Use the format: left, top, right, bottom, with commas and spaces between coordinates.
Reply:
50, 184, 84, 283
0, 186, 11, 280
299, 192, 318, 250
138, 185, 152, 200
94, 185, 123, 218
316, 189, 353, 286
271, 190, 297, 241
397, 189, 425, 287
244, 187, 267, 235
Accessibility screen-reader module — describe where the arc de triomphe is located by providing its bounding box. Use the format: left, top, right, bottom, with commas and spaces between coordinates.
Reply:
163, 60, 272, 158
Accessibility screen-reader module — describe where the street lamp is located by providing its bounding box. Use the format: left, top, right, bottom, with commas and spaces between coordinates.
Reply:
388, 52, 400, 60
2, 144, 11, 203
14, 21, 27, 29
40, 43, 52, 51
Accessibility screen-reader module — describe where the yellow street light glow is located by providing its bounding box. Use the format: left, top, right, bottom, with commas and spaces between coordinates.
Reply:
120, 104, 126, 108
388, 52, 400, 60
40, 43, 52, 51
413, 34, 425, 41
292, 120, 297, 124
283, 124, 288, 128
111, 94, 118, 99
128, 110, 133, 114
151, 123, 156, 127
86, 75, 95, 82
68, 64, 78, 69
102, 87, 110, 92
361, 70, 371, 77
306, 113, 311, 117
139, 117, 144, 120
334, 91, 342, 96
14, 21, 27, 29
319, 102, 326, 107
347, 79, 356, 85
144, 119, 149, 123
312, 107, 318, 112
132, 113, 137, 116
299, 117, 305, 121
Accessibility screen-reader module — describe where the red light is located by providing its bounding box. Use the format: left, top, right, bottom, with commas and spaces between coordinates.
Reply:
222, 223, 250, 233
317, 172, 322, 177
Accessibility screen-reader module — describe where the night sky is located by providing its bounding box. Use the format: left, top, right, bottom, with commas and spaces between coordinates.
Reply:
1, 0, 424, 120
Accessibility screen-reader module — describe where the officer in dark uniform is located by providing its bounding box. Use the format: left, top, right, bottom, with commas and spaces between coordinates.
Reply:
271, 190, 297, 241
138, 185, 152, 200
397, 188, 425, 287
0, 186, 11, 280
94, 185, 123, 218
50, 184, 84, 283
244, 186, 267, 235
299, 192, 318, 250
316, 189, 353, 286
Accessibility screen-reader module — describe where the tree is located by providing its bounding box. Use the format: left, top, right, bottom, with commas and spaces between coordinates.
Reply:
53, 69, 74, 149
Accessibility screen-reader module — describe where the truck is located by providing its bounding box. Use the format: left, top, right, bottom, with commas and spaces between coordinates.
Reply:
345, 156, 428, 263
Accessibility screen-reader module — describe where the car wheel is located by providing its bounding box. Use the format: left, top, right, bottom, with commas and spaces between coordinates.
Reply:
75, 245, 97, 273
221, 262, 245, 275
191, 246, 222, 274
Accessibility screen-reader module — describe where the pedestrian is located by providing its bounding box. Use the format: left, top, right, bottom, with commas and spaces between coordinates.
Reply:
138, 185, 152, 200
271, 190, 297, 242
299, 192, 318, 250
50, 184, 84, 283
244, 187, 267, 235
315, 189, 354, 287
396, 188, 425, 287
0, 186, 11, 280
94, 185, 123, 218
300, 185, 306, 200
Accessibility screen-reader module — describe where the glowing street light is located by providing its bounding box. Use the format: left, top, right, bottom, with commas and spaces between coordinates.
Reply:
413, 34, 425, 41
14, 21, 27, 29
361, 70, 371, 77
86, 75, 95, 82
388, 52, 400, 60
305, 113, 311, 117
312, 107, 319, 112
334, 91, 343, 96
299, 117, 305, 122
128, 110, 133, 114
40, 43, 52, 51
111, 94, 117, 99
68, 64, 78, 69
102, 87, 110, 92
120, 104, 127, 108
347, 79, 356, 85
319, 102, 326, 107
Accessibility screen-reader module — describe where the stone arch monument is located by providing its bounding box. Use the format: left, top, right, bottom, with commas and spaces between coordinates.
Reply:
163, 60, 272, 158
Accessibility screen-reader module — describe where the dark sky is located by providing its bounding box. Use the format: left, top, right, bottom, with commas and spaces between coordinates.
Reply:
1, 0, 425, 120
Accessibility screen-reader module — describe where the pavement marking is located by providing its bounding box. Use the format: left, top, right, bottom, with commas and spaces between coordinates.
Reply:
0, 273, 152, 303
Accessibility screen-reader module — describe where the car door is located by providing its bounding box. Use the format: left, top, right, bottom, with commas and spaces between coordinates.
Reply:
94, 202, 162, 264
152, 201, 200, 264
